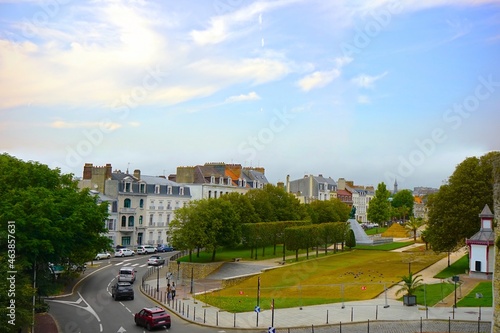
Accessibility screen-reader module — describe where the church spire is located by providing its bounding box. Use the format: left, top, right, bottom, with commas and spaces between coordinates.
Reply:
393, 178, 398, 194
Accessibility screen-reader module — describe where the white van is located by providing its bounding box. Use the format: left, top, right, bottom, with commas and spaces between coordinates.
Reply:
118, 267, 136, 283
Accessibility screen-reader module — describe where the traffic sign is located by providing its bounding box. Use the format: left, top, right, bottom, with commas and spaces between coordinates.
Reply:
254, 306, 261, 313
268, 327, 275, 333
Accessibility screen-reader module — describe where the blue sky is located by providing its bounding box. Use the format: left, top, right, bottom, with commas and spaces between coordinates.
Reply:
1, 0, 499, 190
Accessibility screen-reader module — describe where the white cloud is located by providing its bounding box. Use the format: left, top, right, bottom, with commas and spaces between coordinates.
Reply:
298, 69, 341, 92
225, 92, 261, 103
351, 72, 388, 88
190, 0, 301, 45
50, 120, 122, 131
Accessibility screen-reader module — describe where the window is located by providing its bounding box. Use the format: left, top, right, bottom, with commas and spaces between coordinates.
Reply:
167, 186, 172, 195
122, 236, 131, 246
211, 176, 215, 184
124, 198, 131, 208
128, 216, 134, 227
167, 201, 171, 209
155, 185, 160, 194
140, 183, 146, 193
219, 177, 223, 184
227, 177, 232, 185
167, 214, 171, 224
139, 199, 144, 208
179, 187, 184, 195
139, 215, 143, 225
121, 216, 126, 227
125, 182, 131, 192
149, 214, 153, 226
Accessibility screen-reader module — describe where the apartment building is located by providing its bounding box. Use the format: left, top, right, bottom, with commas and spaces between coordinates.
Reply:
286, 174, 337, 203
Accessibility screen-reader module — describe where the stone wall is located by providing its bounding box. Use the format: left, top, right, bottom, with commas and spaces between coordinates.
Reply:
221, 273, 259, 288
167, 261, 224, 280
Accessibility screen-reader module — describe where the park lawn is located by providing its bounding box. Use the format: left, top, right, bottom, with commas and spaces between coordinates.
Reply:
200, 249, 446, 312
364, 227, 387, 235
434, 255, 469, 279
456, 282, 492, 307
410, 282, 456, 306
355, 241, 414, 251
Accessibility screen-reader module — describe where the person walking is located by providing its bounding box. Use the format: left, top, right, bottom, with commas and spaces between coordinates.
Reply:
171, 282, 176, 302
166, 283, 172, 304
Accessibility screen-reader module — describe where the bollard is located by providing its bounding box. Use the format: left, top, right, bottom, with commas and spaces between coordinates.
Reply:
216, 311, 219, 326
351, 307, 353, 322
367, 319, 370, 333
187, 305, 189, 318
311, 324, 314, 333
420, 317, 423, 333
193, 307, 196, 322
376, 305, 378, 320
204, 308, 206, 323
340, 321, 342, 333
326, 309, 328, 324
449, 317, 451, 333
234, 312, 236, 327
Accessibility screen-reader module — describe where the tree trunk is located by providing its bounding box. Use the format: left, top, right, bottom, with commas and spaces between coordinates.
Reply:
492, 156, 500, 333
211, 248, 216, 262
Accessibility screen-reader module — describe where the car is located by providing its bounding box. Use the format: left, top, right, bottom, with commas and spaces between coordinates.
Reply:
118, 266, 136, 283
156, 244, 174, 252
134, 307, 171, 330
114, 248, 135, 257
95, 251, 111, 260
147, 255, 165, 266
137, 245, 156, 255
111, 281, 134, 301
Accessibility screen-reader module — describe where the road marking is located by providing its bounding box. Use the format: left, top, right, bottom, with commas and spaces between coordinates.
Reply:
47, 292, 103, 332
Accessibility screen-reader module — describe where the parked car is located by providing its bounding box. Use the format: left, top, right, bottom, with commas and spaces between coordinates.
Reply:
118, 266, 137, 283
134, 307, 171, 330
111, 281, 134, 301
147, 255, 165, 266
95, 251, 111, 260
114, 248, 135, 257
137, 245, 156, 255
156, 244, 174, 252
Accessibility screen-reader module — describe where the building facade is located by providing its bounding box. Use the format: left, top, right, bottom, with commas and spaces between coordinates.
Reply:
286, 174, 337, 203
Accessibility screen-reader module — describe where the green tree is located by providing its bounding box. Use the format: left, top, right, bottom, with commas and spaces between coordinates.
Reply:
367, 182, 391, 226
246, 184, 306, 221
405, 217, 425, 241
426, 151, 499, 253
395, 272, 424, 297
219, 192, 260, 224
0, 154, 110, 332
345, 229, 356, 249
307, 198, 350, 223
391, 189, 414, 221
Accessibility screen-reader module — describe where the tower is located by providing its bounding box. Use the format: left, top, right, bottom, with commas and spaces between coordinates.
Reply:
393, 179, 398, 194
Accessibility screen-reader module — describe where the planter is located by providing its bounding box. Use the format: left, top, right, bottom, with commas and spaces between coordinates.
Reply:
403, 295, 417, 306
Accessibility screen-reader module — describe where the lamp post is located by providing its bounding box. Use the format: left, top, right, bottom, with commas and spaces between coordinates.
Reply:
452, 275, 459, 308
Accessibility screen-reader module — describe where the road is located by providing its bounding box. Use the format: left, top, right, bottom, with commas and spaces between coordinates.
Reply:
47, 253, 265, 333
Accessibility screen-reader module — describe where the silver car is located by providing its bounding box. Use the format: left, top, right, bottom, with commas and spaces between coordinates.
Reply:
114, 248, 135, 257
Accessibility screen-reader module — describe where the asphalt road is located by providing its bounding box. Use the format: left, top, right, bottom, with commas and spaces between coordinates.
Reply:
47, 254, 266, 333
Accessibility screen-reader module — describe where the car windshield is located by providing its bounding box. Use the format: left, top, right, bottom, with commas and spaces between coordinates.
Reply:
152, 312, 166, 317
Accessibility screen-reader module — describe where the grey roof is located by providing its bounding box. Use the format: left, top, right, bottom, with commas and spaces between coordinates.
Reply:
479, 204, 494, 218
467, 230, 495, 243
140, 175, 181, 186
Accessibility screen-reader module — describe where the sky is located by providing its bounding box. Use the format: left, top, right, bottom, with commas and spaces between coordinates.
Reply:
1, 0, 499, 191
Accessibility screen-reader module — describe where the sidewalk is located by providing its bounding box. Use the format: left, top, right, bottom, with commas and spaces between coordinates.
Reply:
142, 246, 493, 331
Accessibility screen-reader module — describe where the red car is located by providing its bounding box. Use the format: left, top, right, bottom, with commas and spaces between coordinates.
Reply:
134, 307, 171, 330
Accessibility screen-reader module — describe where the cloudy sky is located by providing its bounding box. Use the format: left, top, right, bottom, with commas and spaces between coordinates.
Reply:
1, 0, 499, 190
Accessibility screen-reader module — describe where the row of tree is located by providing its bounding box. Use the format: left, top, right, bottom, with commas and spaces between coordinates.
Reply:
170, 186, 353, 261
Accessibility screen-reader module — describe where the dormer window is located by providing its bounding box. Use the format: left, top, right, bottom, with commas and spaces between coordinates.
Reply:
219, 177, 223, 185
211, 176, 215, 184
140, 183, 146, 193
227, 177, 232, 185
243, 179, 247, 187
179, 187, 184, 195
155, 185, 160, 194
238, 179, 242, 187
167, 186, 172, 195
125, 182, 131, 192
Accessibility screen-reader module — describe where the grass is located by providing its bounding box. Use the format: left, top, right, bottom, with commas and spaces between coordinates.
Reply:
456, 282, 492, 307
434, 254, 469, 279
364, 227, 387, 235
355, 241, 414, 251
408, 282, 456, 306
199, 249, 446, 312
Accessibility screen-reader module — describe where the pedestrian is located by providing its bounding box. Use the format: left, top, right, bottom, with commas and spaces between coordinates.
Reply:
171, 282, 176, 301
166, 283, 172, 304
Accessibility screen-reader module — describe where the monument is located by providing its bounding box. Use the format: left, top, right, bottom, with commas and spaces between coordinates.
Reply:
347, 206, 392, 245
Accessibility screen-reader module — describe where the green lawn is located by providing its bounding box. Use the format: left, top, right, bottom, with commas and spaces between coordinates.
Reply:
434, 254, 469, 279
199, 249, 446, 312
410, 282, 456, 306
456, 282, 492, 307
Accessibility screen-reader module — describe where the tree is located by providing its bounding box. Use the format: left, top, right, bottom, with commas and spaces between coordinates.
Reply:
246, 184, 306, 221
219, 192, 260, 224
0, 154, 111, 332
391, 189, 414, 221
405, 217, 425, 241
395, 272, 424, 299
367, 182, 391, 226
426, 151, 499, 253
307, 198, 350, 224
345, 229, 356, 249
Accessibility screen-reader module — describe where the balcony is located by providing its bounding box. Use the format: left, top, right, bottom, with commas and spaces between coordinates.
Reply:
117, 225, 135, 232
120, 207, 136, 214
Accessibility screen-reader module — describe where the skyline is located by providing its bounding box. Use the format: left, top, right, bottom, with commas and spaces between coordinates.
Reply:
1, 0, 499, 190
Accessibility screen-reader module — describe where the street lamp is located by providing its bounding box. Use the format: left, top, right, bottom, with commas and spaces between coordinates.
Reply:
452, 275, 459, 308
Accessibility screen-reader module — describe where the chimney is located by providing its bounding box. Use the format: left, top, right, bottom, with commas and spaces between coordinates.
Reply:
133, 169, 141, 180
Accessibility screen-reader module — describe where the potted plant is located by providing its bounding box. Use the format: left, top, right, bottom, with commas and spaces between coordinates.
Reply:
395, 272, 423, 306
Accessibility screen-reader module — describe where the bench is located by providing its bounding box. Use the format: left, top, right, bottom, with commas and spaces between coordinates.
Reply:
278, 261, 286, 265
232, 258, 242, 262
